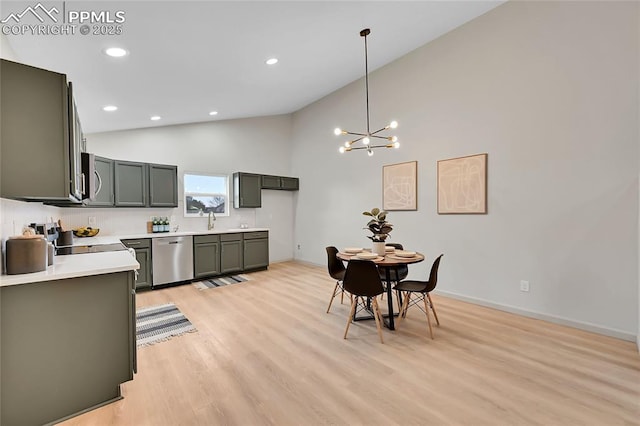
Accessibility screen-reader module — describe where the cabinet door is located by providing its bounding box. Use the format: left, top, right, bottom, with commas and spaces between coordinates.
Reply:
88, 156, 114, 206
280, 177, 299, 190
243, 238, 269, 270
194, 242, 220, 278
114, 161, 147, 207
261, 175, 281, 189
220, 239, 243, 274
0, 59, 74, 202
149, 164, 178, 207
233, 173, 261, 208
134, 247, 152, 289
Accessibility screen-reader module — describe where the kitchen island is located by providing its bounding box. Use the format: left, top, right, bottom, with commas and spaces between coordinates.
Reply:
0, 250, 138, 425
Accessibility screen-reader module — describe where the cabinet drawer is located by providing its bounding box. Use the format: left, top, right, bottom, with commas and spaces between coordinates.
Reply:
121, 238, 151, 249
261, 175, 280, 189
194, 234, 220, 244
243, 231, 268, 240
220, 233, 243, 242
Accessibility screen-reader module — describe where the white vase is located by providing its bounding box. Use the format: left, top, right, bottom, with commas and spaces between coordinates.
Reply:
372, 241, 386, 257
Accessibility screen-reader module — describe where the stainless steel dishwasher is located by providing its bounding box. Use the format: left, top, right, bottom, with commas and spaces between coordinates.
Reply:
152, 235, 194, 286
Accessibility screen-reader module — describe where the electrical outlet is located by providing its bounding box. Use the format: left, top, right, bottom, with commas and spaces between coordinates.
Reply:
297, 244, 301, 250
520, 280, 530, 292
88, 216, 97, 226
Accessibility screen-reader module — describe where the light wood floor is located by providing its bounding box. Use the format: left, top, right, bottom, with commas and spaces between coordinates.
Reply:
63, 261, 640, 425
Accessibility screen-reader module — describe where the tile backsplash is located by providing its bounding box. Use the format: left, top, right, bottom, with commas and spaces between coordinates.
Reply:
1, 198, 256, 241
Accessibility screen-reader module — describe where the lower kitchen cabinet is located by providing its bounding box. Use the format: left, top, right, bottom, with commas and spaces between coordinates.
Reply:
1, 271, 136, 425
220, 233, 244, 274
121, 238, 152, 289
243, 231, 269, 270
194, 234, 220, 278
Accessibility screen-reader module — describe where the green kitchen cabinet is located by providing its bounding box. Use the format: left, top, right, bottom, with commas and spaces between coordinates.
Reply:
149, 163, 178, 207
121, 239, 152, 289
220, 233, 244, 274
243, 231, 269, 271
233, 172, 262, 208
261, 175, 281, 189
1, 270, 136, 425
0, 59, 84, 204
114, 160, 148, 207
194, 234, 220, 278
261, 175, 299, 191
88, 156, 115, 206
280, 177, 299, 191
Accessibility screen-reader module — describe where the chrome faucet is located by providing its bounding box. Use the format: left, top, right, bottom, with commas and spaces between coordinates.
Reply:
208, 211, 216, 230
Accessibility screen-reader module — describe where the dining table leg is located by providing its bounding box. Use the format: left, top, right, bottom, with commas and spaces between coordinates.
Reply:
384, 267, 395, 330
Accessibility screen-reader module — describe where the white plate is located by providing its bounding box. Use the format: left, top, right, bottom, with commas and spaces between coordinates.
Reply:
356, 252, 379, 260
344, 247, 363, 254
385, 246, 396, 252
395, 250, 417, 258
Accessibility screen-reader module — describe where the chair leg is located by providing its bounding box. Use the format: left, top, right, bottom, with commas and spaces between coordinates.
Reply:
372, 297, 384, 344
326, 281, 339, 313
396, 292, 410, 327
422, 296, 434, 339
344, 296, 358, 339
396, 290, 403, 315
340, 285, 344, 304
427, 293, 440, 326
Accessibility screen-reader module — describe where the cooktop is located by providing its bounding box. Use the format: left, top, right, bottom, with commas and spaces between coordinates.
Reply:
56, 242, 128, 256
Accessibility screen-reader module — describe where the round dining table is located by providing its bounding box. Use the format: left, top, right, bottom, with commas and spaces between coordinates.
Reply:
336, 250, 425, 330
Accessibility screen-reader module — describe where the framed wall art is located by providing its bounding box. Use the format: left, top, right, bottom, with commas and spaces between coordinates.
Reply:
437, 153, 487, 214
383, 161, 417, 211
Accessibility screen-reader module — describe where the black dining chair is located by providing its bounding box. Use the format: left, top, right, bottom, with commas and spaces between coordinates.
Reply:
325, 246, 348, 313
394, 254, 443, 339
342, 259, 386, 343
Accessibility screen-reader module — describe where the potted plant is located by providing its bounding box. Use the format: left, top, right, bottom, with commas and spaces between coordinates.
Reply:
363, 208, 392, 256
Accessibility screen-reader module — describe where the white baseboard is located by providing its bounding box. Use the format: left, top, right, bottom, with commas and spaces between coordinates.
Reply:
435, 290, 636, 343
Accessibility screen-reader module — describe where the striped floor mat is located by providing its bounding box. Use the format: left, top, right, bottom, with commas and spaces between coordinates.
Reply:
193, 274, 250, 290
136, 303, 196, 346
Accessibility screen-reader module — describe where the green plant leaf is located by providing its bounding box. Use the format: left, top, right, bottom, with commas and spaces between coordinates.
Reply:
371, 207, 380, 216
362, 211, 373, 216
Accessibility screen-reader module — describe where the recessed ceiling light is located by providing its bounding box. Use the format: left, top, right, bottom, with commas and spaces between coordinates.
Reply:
105, 47, 128, 57
265, 58, 278, 65
150, 116, 161, 121
103, 105, 118, 112
209, 111, 218, 116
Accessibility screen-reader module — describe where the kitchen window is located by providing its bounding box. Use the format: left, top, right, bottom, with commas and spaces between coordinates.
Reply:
184, 172, 229, 217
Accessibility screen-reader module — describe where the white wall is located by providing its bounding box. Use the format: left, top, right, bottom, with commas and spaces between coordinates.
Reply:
65, 114, 296, 262
291, 1, 639, 339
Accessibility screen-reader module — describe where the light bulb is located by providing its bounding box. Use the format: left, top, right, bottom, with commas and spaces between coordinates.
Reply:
391, 136, 398, 142
344, 141, 351, 148
367, 149, 374, 157
394, 142, 400, 149
334, 128, 342, 136
389, 120, 398, 129
339, 146, 345, 153
363, 137, 370, 145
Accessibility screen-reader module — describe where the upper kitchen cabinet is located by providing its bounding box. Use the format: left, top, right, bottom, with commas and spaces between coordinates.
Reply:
261, 175, 299, 191
233, 172, 262, 208
148, 164, 178, 207
114, 161, 148, 207
88, 156, 115, 207
0, 59, 84, 203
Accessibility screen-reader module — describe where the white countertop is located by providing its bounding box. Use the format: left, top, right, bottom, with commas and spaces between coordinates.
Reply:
115, 228, 268, 240
0, 228, 268, 288
0, 250, 139, 288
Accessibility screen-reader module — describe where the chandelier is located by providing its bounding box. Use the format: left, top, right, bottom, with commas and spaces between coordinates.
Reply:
334, 28, 399, 156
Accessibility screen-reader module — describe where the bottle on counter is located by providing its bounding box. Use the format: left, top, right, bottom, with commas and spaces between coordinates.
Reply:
163, 217, 169, 232
152, 217, 159, 233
